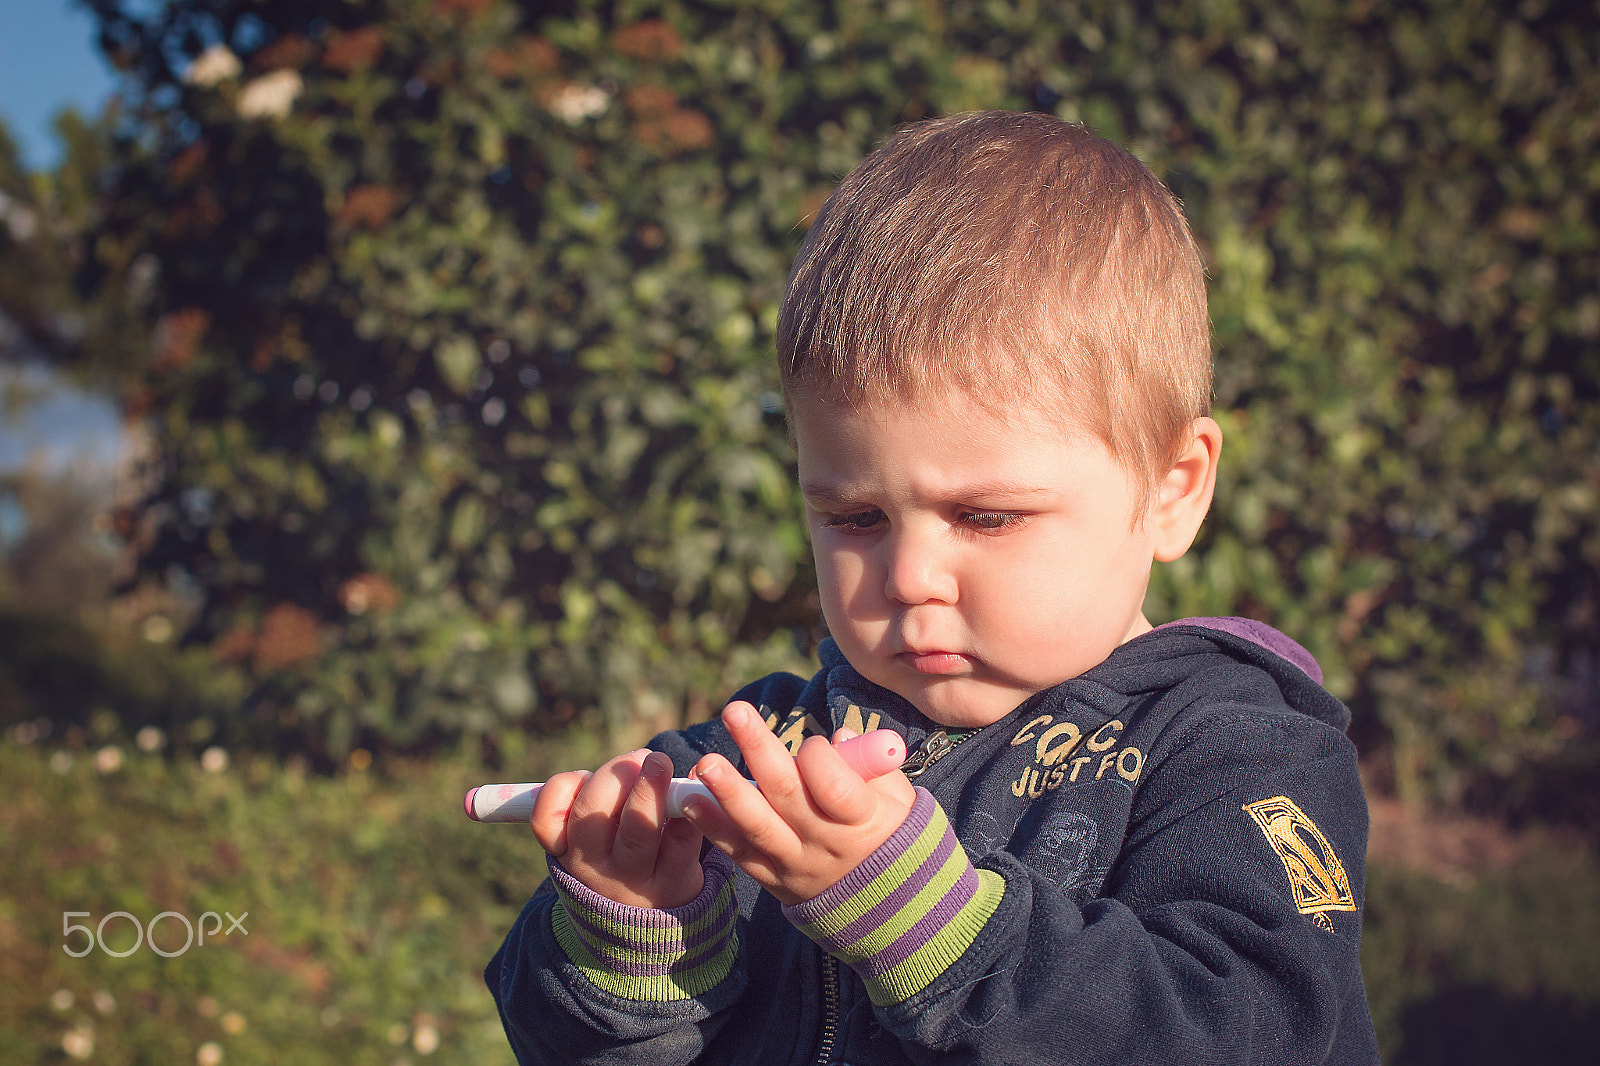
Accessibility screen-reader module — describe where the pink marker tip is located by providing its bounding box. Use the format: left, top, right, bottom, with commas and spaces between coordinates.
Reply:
835, 729, 906, 778
464, 786, 480, 821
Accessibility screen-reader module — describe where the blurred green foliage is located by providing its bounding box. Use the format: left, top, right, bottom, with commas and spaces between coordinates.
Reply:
2, 735, 1597, 1064
0, 104, 147, 385
1362, 845, 1600, 1063
0, 735, 552, 1065
35, 0, 1597, 798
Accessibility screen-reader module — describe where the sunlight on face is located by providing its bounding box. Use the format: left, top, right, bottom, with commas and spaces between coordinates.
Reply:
792, 389, 1161, 729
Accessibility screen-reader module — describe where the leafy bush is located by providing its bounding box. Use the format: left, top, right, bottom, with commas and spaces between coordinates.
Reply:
0, 601, 247, 754
66, 0, 1598, 798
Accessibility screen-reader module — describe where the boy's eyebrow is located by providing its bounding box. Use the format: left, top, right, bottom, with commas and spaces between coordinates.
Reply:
799, 481, 872, 508
800, 478, 1054, 506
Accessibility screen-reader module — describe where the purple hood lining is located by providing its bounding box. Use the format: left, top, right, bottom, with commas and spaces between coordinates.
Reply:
1151, 616, 1324, 685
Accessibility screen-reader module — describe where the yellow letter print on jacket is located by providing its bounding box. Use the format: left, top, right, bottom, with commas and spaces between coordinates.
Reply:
1008, 714, 1145, 798
1243, 796, 1356, 926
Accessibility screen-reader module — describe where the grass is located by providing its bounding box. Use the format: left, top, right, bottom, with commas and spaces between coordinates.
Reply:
3, 734, 1598, 1064
1362, 834, 1600, 1062
0, 731, 611, 1066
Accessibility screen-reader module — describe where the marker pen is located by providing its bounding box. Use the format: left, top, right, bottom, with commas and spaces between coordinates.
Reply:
464, 728, 907, 823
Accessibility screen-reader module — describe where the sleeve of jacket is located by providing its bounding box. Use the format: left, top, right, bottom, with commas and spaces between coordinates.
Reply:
801, 701, 1376, 1065
485, 848, 750, 1066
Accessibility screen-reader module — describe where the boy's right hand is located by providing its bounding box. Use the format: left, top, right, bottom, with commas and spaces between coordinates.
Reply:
530, 749, 706, 910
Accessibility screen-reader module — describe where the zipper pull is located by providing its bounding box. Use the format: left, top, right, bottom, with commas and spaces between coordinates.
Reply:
900, 730, 953, 779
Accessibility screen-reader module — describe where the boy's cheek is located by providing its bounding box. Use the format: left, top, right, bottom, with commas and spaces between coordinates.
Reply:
809, 543, 851, 589
814, 551, 879, 621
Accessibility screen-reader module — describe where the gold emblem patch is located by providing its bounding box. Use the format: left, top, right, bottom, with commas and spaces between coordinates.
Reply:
1243, 796, 1356, 916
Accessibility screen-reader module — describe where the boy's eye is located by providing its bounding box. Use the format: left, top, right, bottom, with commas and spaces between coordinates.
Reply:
823, 509, 885, 532
961, 511, 1025, 532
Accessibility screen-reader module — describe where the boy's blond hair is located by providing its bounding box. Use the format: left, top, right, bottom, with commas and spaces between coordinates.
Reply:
778, 110, 1212, 512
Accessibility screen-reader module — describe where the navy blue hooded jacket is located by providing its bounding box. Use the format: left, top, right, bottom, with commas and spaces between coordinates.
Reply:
487, 618, 1381, 1064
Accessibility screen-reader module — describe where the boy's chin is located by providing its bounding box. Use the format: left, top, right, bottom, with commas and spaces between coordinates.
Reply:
899, 677, 1026, 731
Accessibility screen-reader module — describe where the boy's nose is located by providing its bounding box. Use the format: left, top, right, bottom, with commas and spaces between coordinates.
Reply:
881, 533, 957, 606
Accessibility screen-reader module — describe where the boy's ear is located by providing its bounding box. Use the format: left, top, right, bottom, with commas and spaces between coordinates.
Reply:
1149, 416, 1222, 562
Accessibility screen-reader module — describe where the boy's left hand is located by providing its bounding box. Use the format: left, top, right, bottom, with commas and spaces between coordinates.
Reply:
681, 700, 916, 906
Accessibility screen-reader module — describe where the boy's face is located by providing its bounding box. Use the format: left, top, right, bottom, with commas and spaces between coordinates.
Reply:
792, 388, 1160, 729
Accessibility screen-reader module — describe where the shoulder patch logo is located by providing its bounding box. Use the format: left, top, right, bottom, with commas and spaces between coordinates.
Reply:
1242, 796, 1356, 916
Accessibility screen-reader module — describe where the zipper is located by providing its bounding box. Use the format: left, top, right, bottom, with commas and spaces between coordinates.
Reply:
815, 954, 840, 1065
810, 727, 971, 1062
900, 729, 969, 779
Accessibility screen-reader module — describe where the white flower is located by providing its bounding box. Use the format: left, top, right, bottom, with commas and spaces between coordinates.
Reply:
142, 614, 174, 643
62, 1026, 94, 1060
237, 70, 303, 119
137, 725, 166, 752
196, 1041, 224, 1066
94, 745, 124, 774
547, 83, 610, 125
185, 44, 242, 88
201, 746, 229, 774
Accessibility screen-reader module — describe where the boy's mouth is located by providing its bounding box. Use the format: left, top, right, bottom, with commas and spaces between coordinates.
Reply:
897, 650, 973, 675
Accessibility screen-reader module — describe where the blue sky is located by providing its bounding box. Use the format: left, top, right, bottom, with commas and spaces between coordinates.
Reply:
0, 0, 120, 171
0, 2, 123, 486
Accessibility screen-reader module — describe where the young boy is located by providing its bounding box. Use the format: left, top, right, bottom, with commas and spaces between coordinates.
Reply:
487, 110, 1379, 1065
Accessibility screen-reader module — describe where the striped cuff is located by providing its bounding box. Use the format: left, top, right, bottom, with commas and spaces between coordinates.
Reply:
549, 850, 741, 1002
782, 788, 1005, 1006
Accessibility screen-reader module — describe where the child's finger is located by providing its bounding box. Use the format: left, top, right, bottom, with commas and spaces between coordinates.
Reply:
794, 734, 877, 824
567, 750, 647, 849
529, 770, 591, 856
676, 761, 744, 853
655, 809, 706, 880
721, 700, 810, 818
610, 751, 674, 878
689, 752, 800, 872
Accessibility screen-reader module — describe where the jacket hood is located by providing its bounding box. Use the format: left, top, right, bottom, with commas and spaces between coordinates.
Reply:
1117, 617, 1350, 732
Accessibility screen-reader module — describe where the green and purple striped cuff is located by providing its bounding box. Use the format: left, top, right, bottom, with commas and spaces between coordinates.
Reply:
549, 850, 741, 1002
783, 788, 1005, 1006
